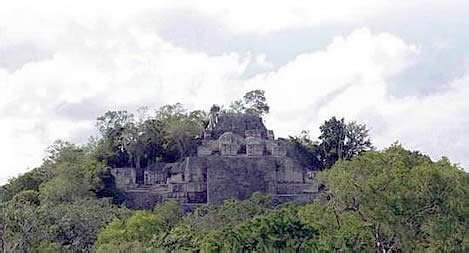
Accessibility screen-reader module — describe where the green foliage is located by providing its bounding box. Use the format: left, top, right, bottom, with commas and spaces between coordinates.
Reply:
95, 240, 165, 253
228, 99, 245, 113
39, 167, 91, 203
149, 147, 468, 252
3, 198, 128, 252
319, 144, 469, 252
11, 189, 41, 206
157, 103, 205, 160
319, 116, 373, 169
298, 202, 374, 251
0, 103, 205, 253
181, 193, 272, 236
243, 89, 270, 116
34, 241, 67, 253
38, 141, 112, 203
161, 225, 199, 251
95, 193, 274, 252
95, 104, 205, 170
96, 200, 182, 251
3, 140, 111, 205
3, 190, 42, 252
344, 121, 373, 159
234, 206, 317, 251
95, 110, 133, 168
1, 138, 128, 252
227, 89, 270, 116
2, 166, 49, 202
162, 199, 317, 252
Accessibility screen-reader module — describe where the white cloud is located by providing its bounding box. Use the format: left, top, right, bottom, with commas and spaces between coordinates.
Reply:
248, 28, 419, 135
190, 0, 390, 34
371, 73, 469, 168
0, 21, 259, 183
248, 28, 469, 170
2, 0, 468, 40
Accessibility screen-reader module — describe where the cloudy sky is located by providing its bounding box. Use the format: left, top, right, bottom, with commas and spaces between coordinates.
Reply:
1, 0, 469, 183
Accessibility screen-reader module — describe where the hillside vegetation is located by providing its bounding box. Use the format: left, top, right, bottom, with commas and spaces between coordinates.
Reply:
1, 91, 467, 252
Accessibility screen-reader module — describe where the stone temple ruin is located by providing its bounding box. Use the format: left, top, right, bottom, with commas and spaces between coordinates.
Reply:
111, 112, 319, 209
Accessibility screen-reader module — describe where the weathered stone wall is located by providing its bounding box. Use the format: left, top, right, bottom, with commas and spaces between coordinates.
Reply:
183, 157, 207, 203
183, 157, 207, 183
276, 159, 305, 183
266, 141, 287, 157
197, 146, 212, 156
219, 132, 244, 156
205, 156, 273, 204
246, 137, 264, 156
111, 112, 320, 209
210, 113, 268, 139
113, 153, 318, 208
200, 156, 310, 204
143, 165, 167, 185
245, 129, 263, 138
111, 167, 136, 190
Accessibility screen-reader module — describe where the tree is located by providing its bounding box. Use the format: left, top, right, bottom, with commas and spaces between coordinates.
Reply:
36, 199, 127, 252
344, 121, 373, 160
228, 99, 245, 113
243, 89, 270, 116
96, 111, 134, 139
39, 142, 103, 203
96, 111, 134, 167
3, 190, 42, 252
156, 104, 205, 160
95, 200, 182, 251
234, 206, 317, 251
318, 145, 468, 252
227, 89, 270, 116
2, 169, 47, 202
4, 196, 129, 253
161, 193, 273, 252
319, 117, 347, 169
298, 202, 375, 251
94, 104, 206, 169
318, 117, 373, 169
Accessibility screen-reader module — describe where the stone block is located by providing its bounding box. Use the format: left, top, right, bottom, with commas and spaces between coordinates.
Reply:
169, 183, 186, 193
266, 141, 286, 156
111, 167, 136, 189
271, 146, 286, 157
186, 182, 206, 192
246, 137, 264, 156
197, 145, 212, 156
206, 156, 274, 204
245, 129, 262, 138
209, 113, 268, 139
218, 132, 243, 156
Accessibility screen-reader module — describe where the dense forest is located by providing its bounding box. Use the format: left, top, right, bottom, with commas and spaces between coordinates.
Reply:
1, 90, 467, 252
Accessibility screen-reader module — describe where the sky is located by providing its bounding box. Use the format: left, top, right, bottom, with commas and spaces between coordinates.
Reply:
1, 0, 469, 184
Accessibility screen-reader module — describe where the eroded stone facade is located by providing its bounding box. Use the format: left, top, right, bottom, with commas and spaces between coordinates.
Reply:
111, 112, 319, 209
